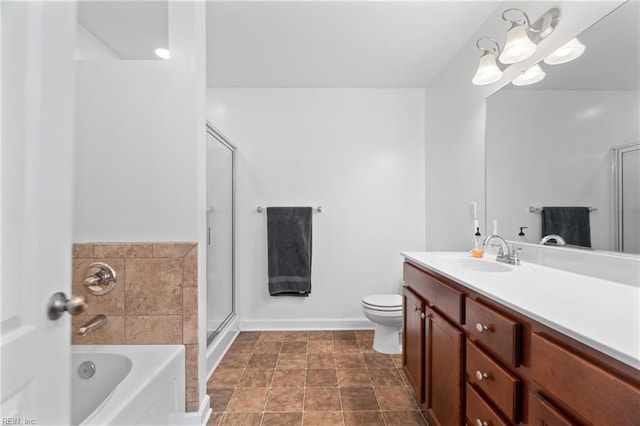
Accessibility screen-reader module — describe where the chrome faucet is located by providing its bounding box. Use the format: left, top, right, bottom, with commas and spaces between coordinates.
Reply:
483, 234, 521, 265
78, 315, 107, 336
539, 234, 566, 245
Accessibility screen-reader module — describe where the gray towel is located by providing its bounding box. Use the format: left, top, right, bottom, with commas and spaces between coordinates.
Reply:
542, 207, 591, 247
267, 207, 312, 297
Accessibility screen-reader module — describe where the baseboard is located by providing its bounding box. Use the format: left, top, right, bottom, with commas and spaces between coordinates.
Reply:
206, 315, 240, 379
238, 318, 374, 331
181, 395, 211, 426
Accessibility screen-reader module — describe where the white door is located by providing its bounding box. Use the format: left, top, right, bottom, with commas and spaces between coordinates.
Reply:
1, 2, 76, 424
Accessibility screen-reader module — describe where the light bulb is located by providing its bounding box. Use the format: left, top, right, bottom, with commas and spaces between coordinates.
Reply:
544, 38, 585, 65
155, 48, 170, 60
512, 64, 546, 86
472, 50, 503, 86
499, 22, 537, 64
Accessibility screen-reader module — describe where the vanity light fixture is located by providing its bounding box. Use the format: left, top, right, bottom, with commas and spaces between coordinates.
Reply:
155, 48, 170, 60
544, 38, 586, 65
499, 8, 561, 64
512, 64, 546, 86
472, 37, 503, 86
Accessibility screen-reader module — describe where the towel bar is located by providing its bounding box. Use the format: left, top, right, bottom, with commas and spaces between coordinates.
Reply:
257, 206, 322, 213
529, 206, 597, 213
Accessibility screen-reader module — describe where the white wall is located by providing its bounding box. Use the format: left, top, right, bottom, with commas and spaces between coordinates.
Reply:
424, 1, 623, 251
207, 88, 426, 329
75, 23, 121, 60
74, 2, 204, 243
74, 2, 210, 419
75, 61, 198, 242
486, 90, 640, 249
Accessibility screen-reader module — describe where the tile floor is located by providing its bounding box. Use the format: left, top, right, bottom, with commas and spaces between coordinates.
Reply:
206, 330, 429, 426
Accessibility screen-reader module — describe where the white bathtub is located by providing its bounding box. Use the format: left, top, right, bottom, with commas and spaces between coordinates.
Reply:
71, 345, 185, 426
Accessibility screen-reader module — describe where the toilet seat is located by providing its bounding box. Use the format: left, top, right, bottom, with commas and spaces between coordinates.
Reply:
362, 294, 402, 311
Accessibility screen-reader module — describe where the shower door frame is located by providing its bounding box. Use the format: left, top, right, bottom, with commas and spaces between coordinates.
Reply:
206, 123, 237, 346
611, 141, 640, 253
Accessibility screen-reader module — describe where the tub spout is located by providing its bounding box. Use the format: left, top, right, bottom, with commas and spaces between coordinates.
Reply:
78, 315, 107, 336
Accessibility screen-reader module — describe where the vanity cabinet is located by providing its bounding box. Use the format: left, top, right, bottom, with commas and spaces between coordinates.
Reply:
531, 333, 640, 425
402, 260, 640, 426
403, 262, 464, 425
403, 287, 425, 402
426, 306, 463, 426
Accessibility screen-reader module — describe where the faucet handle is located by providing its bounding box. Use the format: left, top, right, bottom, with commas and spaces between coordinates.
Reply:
511, 244, 522, 264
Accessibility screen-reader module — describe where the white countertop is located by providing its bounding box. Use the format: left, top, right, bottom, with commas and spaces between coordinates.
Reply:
401, 251, 640, 370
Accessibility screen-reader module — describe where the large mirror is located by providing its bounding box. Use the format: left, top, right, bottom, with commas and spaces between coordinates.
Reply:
486, 1, 639, 254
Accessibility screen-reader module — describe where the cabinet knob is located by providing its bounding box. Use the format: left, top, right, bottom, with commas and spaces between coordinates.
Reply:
414, 305, 420, 312
475, 370, 490, 381
475, 420, 489, 426
421, 312, 431, 320
475, 322, 490, 333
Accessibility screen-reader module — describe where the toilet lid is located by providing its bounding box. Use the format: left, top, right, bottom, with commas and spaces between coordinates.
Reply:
362, 294, 402, 309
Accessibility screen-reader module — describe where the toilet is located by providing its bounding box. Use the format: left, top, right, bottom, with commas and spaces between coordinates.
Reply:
361, 294, 403, 354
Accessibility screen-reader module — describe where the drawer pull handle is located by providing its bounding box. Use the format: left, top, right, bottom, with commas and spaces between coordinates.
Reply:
475, 322, 490, 333
414, 305, 420, 312
475, 370, 490, 381
475, 420, 489, 426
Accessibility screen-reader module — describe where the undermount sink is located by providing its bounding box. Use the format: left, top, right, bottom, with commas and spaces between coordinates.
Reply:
452, 257, 514, 273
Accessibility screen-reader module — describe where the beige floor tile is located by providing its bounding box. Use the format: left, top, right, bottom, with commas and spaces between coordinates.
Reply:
225, 388, 268, 412
304, 387, 342, 412
209, 329, 423, 425
265, 387, 305, 411
303, 411, 344, 426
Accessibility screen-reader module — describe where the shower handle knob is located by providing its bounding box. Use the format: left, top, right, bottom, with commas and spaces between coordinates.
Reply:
47, 292, 87, 320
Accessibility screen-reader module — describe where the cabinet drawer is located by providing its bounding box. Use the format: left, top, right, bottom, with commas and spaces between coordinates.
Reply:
531, 333, 640, 425
528, 392, 576, 426
403, 262, 463, 323
464, 298, 521, 367
465, 383, 509, 426
466, 340, 520, 423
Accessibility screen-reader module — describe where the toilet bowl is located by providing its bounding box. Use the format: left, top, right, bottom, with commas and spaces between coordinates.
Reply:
362, 294, 403, 354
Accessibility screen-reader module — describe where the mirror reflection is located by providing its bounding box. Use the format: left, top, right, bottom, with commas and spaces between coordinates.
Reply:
485, 1, 639, 253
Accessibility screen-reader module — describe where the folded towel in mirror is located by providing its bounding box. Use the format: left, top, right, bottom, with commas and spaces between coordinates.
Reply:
542, 207, 591, 248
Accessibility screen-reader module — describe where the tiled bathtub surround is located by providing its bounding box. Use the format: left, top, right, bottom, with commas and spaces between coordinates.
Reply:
72, 242, 199, 411
207, 330, 428, 426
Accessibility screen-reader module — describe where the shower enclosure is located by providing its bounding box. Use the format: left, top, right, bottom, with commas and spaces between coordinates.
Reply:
206, 124, 236, 345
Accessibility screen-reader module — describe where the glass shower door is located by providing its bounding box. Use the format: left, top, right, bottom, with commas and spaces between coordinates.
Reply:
206, 125, 235, 345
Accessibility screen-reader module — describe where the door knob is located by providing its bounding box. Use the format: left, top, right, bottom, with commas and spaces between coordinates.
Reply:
47, 292, 87, 320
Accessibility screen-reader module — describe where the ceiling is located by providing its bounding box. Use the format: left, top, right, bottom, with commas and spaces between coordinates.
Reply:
77, 0, 500, 88
75, 1, 639, 90
205, 1, 499, 88
77, 1, 168, 60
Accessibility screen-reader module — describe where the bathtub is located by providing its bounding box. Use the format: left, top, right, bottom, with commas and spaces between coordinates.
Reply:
71, 345, 185, 426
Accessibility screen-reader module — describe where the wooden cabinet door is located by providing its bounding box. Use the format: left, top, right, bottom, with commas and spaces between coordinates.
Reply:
403, 287, 425, 402
426, 307, 464, 426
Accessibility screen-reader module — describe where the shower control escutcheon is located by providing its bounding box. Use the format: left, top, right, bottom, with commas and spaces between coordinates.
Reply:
84, 262, 117, 295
